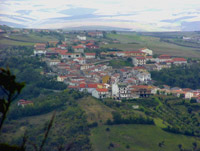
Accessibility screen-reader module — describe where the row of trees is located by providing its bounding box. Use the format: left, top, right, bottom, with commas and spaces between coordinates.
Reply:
106, 112, 154, 125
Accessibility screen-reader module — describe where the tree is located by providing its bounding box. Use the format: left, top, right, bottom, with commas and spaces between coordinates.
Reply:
190, 98, 197, 103
192, 142, 197, 151
0, 68, 25, 130
178, 144, 182, 151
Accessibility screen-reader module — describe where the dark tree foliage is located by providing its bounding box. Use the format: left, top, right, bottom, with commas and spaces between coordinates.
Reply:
0, 67, 91, 151
106, 111, 154, 125
151, 64, 200, 89
0, 68, 25, 129
0, 56, 67, 99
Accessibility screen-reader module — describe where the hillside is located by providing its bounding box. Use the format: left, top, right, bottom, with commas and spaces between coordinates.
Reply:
90, 125, 200, 151
101, 33, 200, 58
0, 32, 59, 48
78, 96, 114, 124
1, 93, 200, 150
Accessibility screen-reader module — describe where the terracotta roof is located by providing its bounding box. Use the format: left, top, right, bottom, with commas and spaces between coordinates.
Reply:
79, 83, 86, 88
18, 99, 33, 104
136, 57, 145, 60
88, 83, 98, 88
146, 56, 153, 58
76, 57, 85, 60
66, 53, 73, 55
59, 44, 67, 47
85, 53, 96, 56
86, 43, 94, 46
172, 58, 187, 62
159, 54, 171, 59
133, 66, 145, 70
130, 85, 151, 89
59, 75, 68, 78
123, 51, 145, 54
96, 88, 108, 92
58, 63, 67, 66
73, 45, 84, 49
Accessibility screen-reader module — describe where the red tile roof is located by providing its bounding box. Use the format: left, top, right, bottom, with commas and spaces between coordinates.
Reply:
159, 54, 171, 59
133, 66, 145, 70
73, 45, 84, 49
88, 83, 98, 88
172, 58, 187, 62
85, 53, 96, 56
123, 51, 145, 54
96, 88, 108, 92
86, 43, 94, 46
136, 57, 145, 60
79, 83, 86, 88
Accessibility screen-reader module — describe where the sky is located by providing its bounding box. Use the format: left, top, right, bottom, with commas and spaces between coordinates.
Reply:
0, 0, 200, 31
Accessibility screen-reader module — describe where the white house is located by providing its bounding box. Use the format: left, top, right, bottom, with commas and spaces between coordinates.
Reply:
132, 57, 146, 66
139, 48, 153, 56
172, 58, 187, 65
47, 59, 60, 66
77, 35, 86, 40
112, 83, 119, 98
58, 44, 67, 50
73, 57, 86, 64
184, 92, 194, 99
57, 75, 67, 82
158, 55, 172, 63
136, 72, 151, 84
61, 53, 81, 59
92, 88, 109, 99
85, 53, 96, 59
34, 50, 47, 56
73, 45, 85, 53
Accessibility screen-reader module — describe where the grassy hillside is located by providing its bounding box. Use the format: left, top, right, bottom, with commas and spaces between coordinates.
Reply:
1, 91, 92, 151
78, 96, 114, 124
1, 94, 200, 150
102, 33, 200, 58
90, 125, 200, 151
0, 33, 58, 48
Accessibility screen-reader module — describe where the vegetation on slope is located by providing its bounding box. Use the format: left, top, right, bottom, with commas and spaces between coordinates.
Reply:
151, 64, 200, 89
90, 125, 200, 151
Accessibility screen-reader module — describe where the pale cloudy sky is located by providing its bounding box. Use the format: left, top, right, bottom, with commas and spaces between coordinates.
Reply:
0, 0, 200, 31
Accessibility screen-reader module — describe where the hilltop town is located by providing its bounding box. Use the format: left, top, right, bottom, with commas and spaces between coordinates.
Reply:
30, 30, 199, 103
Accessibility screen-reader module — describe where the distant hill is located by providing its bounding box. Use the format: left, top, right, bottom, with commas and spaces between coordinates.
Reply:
63, 25, 131, 31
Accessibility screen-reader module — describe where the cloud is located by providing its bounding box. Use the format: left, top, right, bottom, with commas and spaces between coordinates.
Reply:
161, 16, 197, 23
0, 0, 200, 31
59, 7, 97, 16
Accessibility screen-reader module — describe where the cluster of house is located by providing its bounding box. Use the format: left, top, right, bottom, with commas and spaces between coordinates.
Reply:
158, 86, 200, 102
34, 39, 99, 58
41, 46, 154, 100
31, 32, 196, 102
101, 48, 187, 71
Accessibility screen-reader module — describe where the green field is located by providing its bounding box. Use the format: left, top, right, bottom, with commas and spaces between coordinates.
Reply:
0, 33, 58, 47
9, 33, 57, 43
0, 38, 35, 47
102, 33, 200, 58
90, 125, 200, 151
